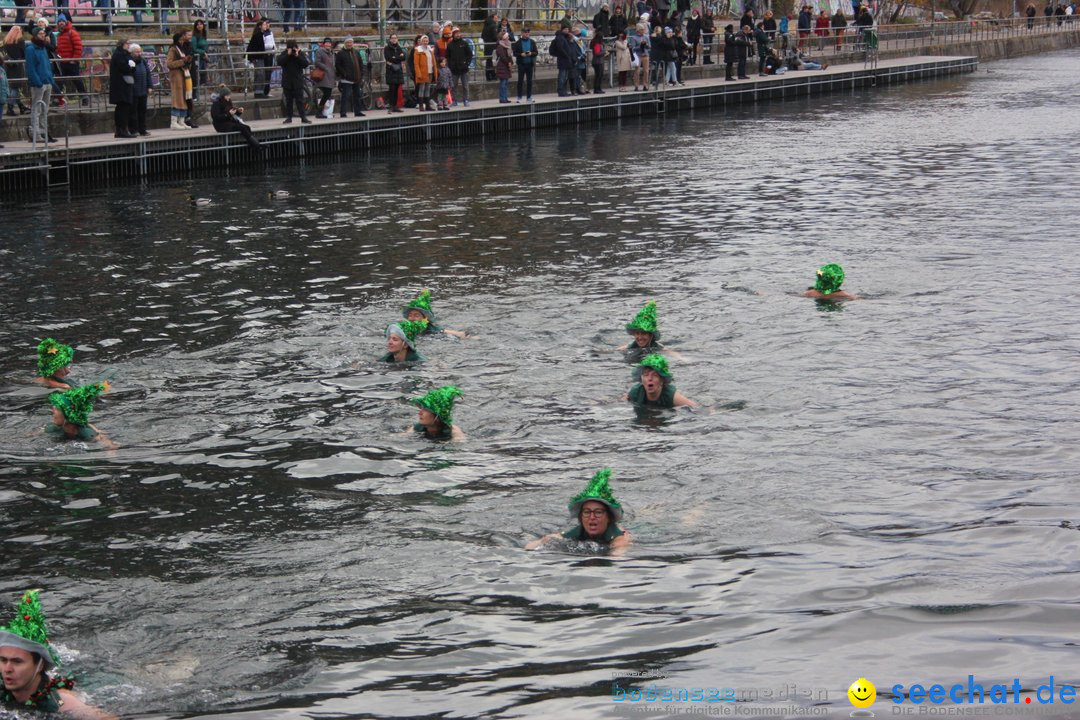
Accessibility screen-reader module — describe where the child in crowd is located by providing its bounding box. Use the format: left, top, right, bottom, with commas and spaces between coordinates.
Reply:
436, 57, 452, 110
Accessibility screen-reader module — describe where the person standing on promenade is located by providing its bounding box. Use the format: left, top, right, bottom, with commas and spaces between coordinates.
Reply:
335, 36, 367, 117
613, 31, 630, 90
166, 30, 194, 129
495, 30, 513, 103
277, 39, 309, 124
551, 25, 577, 96
761, 9, 777, 45
593, 3, 611, 38
129, 43, 154, 136
753, 22, 769, 76
412, 34, 436, 111
628, 22, 649, 90
739, 7, 755, 35
246, 18, 274, 98
1025, 3, 1036, 28
481, 12, 499, 80
25, 27, 57, 144
383, 34, 404, 113
108, 38, 135, 137
589, 30, 606, 93
512, 26, 537, 102
701, 8, 715, 63
611, 4, 628, 39
314, 37, 337, 116
4, 27, 31, 116
686, 8, 701, 64
190, 18, 208, 100
831, 8, 847, 49
55, 18, 85, 107
447, 28, 472, 107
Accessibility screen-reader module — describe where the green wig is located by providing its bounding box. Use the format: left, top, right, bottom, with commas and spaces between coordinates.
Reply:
36, 338, 73, 378
567, 468, 623, 522
814, 264, 845, 295
386, 320, 428, 349
402, 288, 436, 323
625, 300, 660, 340
633, 353, 673, 382
411, 385, 463, 425
49, 381, 109, 427
0, 589, 61, 670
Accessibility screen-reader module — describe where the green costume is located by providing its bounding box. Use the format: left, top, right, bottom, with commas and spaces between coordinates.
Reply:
36, 338, 73, 379
402, 289, 444, 334
813, 263, 845, 295
410, 386, 462, 425
48, 382, 108, 428
381, 321, 427, 363
625, 300, 661, 342
627, 354, 676, 408
562, 468, 625, 545
0, 590, 75, 713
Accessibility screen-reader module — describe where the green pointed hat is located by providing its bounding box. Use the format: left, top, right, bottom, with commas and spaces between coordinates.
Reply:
49, 381, 109, 427
386, 320, 428, 350
37, 338, 74, 378
568, 468, 623, 522
633, 353, 672, 382
0, 590, 61, 670
410, 385, 463, 425
402, 288, 436, 323
814, 263, 845, 295
625, 300, 660, 340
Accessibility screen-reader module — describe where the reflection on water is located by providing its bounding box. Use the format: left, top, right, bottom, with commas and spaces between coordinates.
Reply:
2, 50, 1080, 719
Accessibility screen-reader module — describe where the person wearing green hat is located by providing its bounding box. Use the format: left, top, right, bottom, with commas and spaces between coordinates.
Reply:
402, 289, 466, 339
802, 263, 858, 300
380, 320, 427, 364
409, 385, 465, 441
0, 590, 114, 718
625, 353, 697, 408
526, 468, 631, 553
46, 381, 116, 448
617, 300, 683, 360
34, 338, 75, 390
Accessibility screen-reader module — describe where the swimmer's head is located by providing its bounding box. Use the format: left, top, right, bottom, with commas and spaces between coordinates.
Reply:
625, 300, 660, 342
402, 288, 436, 324
814, 263, 845, 295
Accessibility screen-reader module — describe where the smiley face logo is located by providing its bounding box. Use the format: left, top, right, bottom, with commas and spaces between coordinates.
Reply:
848, 678, 876, 708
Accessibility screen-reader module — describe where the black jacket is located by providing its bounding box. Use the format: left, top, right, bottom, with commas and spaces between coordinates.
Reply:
277, 48, 308, 91
108, 47, 134, 104
446, 37, 473, 74
334, 47, 366, 83
593, 8, 610, 37
549, 31, 576, 70
610, 12, 628, 37
384, 42, 405, 84
512, 36, 538, 66
687, 15, 702, 41
481, 17, 498, 44
211, 95, 238, 130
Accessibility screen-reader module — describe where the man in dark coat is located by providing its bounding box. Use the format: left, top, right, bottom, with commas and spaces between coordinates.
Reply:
739, 9, 755, 34
686, 9, 701, 64
481, 12, 499, 80
701, 9, 716, 63
277, 39, 310, 123
108, 38, 135, 137
735, 24, 752, 79
753, 22, 769, 75
723, 24, 737, 79
593, 4, 611, 37
334, 36, 367, 117
211, 89, 260, 149
797, 4, 812, 47
550, 25, 576, 96
610, 5, 628, 38
446, 28, 473, 106
512, 26, 538, 102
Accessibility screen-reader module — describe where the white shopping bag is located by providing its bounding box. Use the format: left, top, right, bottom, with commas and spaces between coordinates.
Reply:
321, 98, 335, 118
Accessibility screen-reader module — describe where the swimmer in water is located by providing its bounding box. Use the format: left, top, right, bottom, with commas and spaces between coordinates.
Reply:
526, 468, 631, 554
47, 382, 116, 449
625, 353, 697, 408
34, 338, 75, 390
402, 289, 467, 339
0, 589, 116, 719
801, 263, 858, 300
380, 320, 427, 363
409, 385, 466, 441
618, 300, 684, 360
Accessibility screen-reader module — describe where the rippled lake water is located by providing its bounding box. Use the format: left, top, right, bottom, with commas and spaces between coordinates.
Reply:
2, 49, 1080, 720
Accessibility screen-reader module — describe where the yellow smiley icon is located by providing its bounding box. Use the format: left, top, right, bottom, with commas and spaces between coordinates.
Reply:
848, 678, 876, 708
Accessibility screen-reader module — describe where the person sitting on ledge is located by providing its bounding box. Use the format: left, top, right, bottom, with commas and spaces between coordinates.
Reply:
784, 47, 827, 70
409, 385, 465, 441
402, 289, 467, 338
625, 353, 697, 409
380, 320, 427, 364
34, 338, 75, 390
47, 381, 116, 448
0, 589, 115, 718
526, 468, 631, 554
802, 263, 858, 300
210, 88, 261, 150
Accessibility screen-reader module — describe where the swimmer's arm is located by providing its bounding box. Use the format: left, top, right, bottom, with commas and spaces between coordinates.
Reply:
832, 290, 859, 300
609, 530, 632, 556
672, 391, 698, 408
616, 342, 629, 351
450, 425, 466, 441
801, 289, 822, 298
89, 425, 118, 450
525, 533, 561, 550
35, 377, 72, 390
57, 689, 118, 720
663, 348, 686, 361
443, 328, 467, 339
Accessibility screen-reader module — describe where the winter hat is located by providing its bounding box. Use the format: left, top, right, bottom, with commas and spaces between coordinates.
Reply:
49, 381, 109, 427
36, 338, 73, 378
410, 385, 463, 425
0, 590, 61, 670
402, 288, 436, 323
813, 263, 845, 295
625, 299, 660, 340
633, 353, 672, 382
386, 320, 427, 350
568, 468, 623, 522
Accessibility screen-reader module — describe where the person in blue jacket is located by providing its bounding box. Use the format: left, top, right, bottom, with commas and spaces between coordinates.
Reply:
24, 27, 58, 144
550, 25, 577, 96
512, 25, 537, 102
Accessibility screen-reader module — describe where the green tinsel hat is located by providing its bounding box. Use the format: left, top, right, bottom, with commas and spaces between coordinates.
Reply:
625, 300, 660, 340
402, 288, 436, 323
814, 263, 845, 295
0, 590, 61, 670
567, 468, 623, 522
386, 320, 428, 350
633, 353, 673, 382
36, 338, 74, 378
410, 385, 463, 425
49, 381, 109, 427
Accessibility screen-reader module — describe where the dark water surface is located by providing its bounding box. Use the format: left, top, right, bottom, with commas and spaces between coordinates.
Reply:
2, 49, 1080, 720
